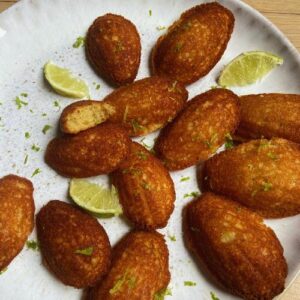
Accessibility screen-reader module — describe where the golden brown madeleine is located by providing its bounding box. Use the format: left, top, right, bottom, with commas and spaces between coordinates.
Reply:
0, 175, 34, 270
86, 14, 141, 86
204, 138, 300, 218
184, 192, 287, 300
152, 3, 234, 85
45, 123, 130, 178
236, 93, 300, 143
60, 76, 188, 136
36, 200, 111, 288
89, 231, 170, 300
111, 142, 175, 229
154, 88, 240, 171
104, 76, 188, 136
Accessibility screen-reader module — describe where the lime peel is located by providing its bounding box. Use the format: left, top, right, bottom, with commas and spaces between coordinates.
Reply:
69, 179, 123, 217
218, 51, 283, 87
44, 61, 90, 99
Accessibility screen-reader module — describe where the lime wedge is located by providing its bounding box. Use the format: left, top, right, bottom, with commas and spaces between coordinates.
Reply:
44, 61, 90, 98
69, 179, 122, 217
218, 51, 283, 87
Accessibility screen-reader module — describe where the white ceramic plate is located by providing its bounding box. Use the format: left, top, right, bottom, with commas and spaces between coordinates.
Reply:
0, 0, 300, 299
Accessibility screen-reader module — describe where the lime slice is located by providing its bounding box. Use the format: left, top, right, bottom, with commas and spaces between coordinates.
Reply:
69, 179, 122, 217
218, 51, 283, 87
44, 61, 90, 98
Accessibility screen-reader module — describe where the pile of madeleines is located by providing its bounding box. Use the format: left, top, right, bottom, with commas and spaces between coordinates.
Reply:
1, 2, 300, 300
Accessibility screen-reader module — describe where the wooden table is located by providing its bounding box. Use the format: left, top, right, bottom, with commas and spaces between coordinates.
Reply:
0, 1, 299, 299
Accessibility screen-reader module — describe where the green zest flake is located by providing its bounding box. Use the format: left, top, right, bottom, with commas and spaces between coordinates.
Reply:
251, 189, 258, 197
236, 206, 242, 213
31, 168, 41, 177
122, 168, 141, 175
258, 140, 271, 150
74, 246, 94, 256
168, 80, 178, 92
24, 154, 29, 165
131, 119, 145, 133
95, 84, 101, 90
252, 182, 272, 196
136, 151, 148, 160
149, 9, 152, 16
115, 41, 124, 52
41, 113, 47, 117
26, 240, 39, 251
262, 182, 272, 192
174, 42, 183, 53
15, 96, 28, 109
180, 176, 190, 182
168, 234, 176, 242
141, 182, 151, 190
204, 140, 211, 147
110, 275, 127, 294
204, 133, 218, 149
42, 124, 52, 134
156, 26, 166, 31
184, 191, 200, 199
0, 102, 3, 105
182, 21, 192, 31
154, 288, 172, 300
109, 271, 136, 295
184, 281, 196, 286
267, 152, 277, 160
149, 148, 156, 155
53, 100, 61, 110
210, 291, 220, 300
123, 105, 129, 123
31, 144, 40, 152
73, 36, 85, 48
224, 133, 234, 150
25, 132, 31, 139
127, 276, 136, 289
0, 267, 7, 275
20, 93, 28, 97
30, 109, 34, 114
140, 137, 151, 149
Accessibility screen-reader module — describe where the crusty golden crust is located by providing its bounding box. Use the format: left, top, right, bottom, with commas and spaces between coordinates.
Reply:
184, 192, 287, 300
45, 123, 130, 178
154, 88, 240, 171
88, 231, 170, 300
36, 200, 111, 288
0, 175, 35, 270
236, 93, 300, 143
59, 76, 188, 136
86, 14, 141, 86
60, 101, 115, 134
204, 138, 300, 218
152, 2, 234, 85
111, 142, 175, 229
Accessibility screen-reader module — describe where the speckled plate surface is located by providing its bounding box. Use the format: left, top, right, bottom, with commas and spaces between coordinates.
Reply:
0, 0, 300, 299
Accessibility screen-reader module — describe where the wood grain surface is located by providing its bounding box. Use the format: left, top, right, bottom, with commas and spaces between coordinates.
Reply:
0, 1, 299, 300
